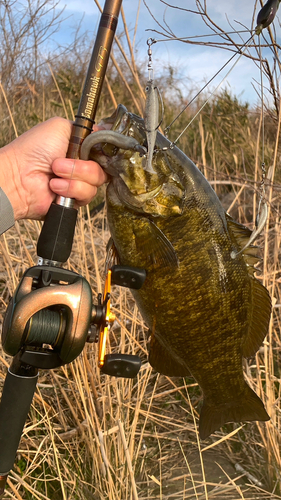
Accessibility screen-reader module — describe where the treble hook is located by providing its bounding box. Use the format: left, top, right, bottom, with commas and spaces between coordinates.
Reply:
230, 165, 269, 260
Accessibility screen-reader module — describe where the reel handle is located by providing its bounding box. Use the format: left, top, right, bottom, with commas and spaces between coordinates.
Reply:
100, 354, 141, 378
97, 266, 146, 377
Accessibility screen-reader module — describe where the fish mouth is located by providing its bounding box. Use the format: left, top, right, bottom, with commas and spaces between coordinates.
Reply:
100, 104, 147, 145
100, 104, 129, 132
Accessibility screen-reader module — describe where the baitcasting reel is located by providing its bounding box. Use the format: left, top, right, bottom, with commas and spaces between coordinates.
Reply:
2, 264, 146, 377
0, 263, 146, 495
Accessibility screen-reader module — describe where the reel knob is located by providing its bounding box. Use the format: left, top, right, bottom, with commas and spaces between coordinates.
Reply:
100, 354, 141, 378
111, 265, 146, 289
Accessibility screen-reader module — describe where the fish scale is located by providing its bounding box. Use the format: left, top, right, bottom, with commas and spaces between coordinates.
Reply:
83, 104, 272, 439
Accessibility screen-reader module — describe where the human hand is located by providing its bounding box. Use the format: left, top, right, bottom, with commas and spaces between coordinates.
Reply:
0, 117, 108, 221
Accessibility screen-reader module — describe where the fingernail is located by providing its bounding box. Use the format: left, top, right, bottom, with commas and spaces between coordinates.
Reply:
54, 160, 76, 175
50, 178, 70, 191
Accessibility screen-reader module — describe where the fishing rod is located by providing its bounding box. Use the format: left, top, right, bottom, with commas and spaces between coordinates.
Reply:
0, 0, 145, 495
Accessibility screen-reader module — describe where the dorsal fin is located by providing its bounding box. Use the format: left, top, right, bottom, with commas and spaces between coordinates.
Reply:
226, 213, 252, 246
229, 201, 268, 260
226, 214, 271, 356
242, 277, 272, 358
242, 247, 262, 276
226, 214, 260, 269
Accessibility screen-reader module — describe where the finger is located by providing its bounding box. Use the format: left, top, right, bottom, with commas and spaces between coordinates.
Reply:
49, 178, 99, 206
52, 158, 108, 186
92, 123, 111, 132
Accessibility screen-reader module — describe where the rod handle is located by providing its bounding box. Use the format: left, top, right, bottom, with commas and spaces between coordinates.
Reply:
0, 365, 38, 476
37, 202, 77, 263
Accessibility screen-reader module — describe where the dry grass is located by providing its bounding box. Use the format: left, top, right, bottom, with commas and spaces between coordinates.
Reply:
0, 1, 281, 499
1, 189, 280, 500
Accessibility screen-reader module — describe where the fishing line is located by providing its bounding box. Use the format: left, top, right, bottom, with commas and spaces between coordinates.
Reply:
230, 32, 268, 260
257, 34, 267, 218
151, 30, 250, 43
164, 33, 255, 137
260, 36, 265, 177
165, 34, 255, 148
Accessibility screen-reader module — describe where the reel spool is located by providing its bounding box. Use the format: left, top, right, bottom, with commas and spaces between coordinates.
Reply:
2, 266, 93, 368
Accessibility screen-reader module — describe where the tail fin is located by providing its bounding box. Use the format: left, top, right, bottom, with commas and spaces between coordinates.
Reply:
199, 384, 270, 440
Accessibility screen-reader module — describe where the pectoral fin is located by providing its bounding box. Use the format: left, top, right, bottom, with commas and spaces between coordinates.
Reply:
105, 237, 120, 274
134, 219, 178, 269
149, 331, 191, 377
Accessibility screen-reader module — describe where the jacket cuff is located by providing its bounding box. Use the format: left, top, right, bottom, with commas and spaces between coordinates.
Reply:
0, 188, 15, 235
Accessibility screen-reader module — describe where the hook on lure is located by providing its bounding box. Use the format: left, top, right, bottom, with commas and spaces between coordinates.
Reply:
231, 0, 278, 260
231, 166, 268, 260
255, 0, 281, 35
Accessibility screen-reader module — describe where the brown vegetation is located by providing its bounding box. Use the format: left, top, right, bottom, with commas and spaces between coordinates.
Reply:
0, 0, 280, 498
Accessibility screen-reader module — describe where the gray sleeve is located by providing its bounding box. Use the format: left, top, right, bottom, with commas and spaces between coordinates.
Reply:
0, 188, 15, 235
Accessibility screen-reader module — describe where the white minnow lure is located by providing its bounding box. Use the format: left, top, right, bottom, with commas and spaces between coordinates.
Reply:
144, 79, 161, 174
231, 199, 268, 259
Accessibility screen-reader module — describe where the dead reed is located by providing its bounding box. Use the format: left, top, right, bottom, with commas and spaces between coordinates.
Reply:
0, 1, 280, 499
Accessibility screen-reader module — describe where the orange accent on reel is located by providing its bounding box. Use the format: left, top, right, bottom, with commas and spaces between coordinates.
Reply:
98, 270, 116, 367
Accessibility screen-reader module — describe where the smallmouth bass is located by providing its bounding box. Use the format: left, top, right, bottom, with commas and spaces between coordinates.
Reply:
81, 104, 271, 439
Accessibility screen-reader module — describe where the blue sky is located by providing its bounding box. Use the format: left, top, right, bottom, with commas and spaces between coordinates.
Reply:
52, 0, 280, 107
